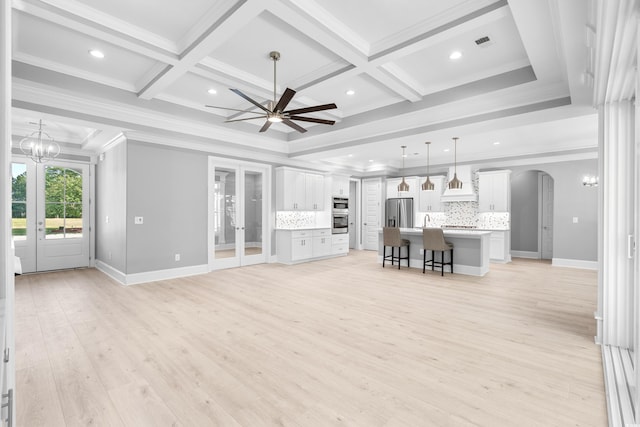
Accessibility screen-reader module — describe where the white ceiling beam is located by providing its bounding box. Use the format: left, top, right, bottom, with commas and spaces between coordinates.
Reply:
367, 66, 422, 102
137, 1, 265, 100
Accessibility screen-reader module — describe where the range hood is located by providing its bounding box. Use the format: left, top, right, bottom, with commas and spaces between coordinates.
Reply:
440, 165, 477, 202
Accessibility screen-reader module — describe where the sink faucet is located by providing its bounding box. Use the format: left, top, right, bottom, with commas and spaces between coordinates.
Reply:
423, 213, 431, 228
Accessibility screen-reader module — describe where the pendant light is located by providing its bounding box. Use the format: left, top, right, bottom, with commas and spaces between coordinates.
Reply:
448, 137, 463, 189
421, 141, 434, 191
19, 119, 60, 163
398, 145, 410, 192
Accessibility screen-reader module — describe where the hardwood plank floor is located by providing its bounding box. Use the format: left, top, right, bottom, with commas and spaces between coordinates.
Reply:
15, 251, 606, 426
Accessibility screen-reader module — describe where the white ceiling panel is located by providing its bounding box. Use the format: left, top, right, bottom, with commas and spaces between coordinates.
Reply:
13, 11, 162, 91
209, 11, 350, 90
77, 0, 218, 44
392, 11, 529, 95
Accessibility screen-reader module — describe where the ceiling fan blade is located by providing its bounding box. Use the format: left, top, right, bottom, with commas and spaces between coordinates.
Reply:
230, 89, 270, 113
284, 103, 337, 115
274, 88, 296, 112
224, 116, 266, 123
282, 119, 307, 133
259, 121, 273, 132
288, 116, 336, 125
206, 105, 261, 114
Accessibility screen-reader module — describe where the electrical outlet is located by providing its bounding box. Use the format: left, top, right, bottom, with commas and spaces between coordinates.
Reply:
105, 215, 109, 223
134, 216, 144, 225
572, 217, 579, 224
174, 253, 180, 261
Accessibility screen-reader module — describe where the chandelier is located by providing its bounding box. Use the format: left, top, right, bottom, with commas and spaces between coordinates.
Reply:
19, 119, 60, 163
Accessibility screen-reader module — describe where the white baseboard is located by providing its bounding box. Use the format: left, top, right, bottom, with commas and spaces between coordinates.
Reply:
552, 258, 598, 270
511, 250, 539, 259
96, 260, 208, 286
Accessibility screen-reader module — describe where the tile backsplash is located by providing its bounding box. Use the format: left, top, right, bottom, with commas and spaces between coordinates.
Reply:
276, 211, 316, 229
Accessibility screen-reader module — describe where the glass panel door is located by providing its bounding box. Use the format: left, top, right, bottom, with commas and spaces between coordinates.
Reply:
11, 161, 36, 272
209, 158, 269, 270
213, 168, 237, 261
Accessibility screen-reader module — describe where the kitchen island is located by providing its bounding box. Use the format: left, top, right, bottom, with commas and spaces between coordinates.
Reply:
378, 228, 492, 276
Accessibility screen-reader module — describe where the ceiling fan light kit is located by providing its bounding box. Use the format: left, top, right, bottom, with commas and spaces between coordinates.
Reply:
206, 51, 337, 133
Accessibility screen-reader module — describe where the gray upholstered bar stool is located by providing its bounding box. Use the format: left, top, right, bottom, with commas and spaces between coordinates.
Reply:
422, 228, 454, 276
382, 227, 410, 269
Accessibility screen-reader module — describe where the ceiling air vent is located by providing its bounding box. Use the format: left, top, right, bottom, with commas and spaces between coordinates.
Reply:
474, 36, 493, 47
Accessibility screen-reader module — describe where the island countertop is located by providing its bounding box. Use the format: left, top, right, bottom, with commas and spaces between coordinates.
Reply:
378, 228, 491, 276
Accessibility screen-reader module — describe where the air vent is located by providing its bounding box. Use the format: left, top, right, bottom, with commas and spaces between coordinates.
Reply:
475, 36, 491, 45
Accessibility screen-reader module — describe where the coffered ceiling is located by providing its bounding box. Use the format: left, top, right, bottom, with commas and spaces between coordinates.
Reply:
10, 0, 596, 174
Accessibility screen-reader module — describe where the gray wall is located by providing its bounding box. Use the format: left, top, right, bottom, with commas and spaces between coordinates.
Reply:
96, 141, 127, 272
126, 141, 208, 274
510, 158, 598, 262
511, 170, 540, 252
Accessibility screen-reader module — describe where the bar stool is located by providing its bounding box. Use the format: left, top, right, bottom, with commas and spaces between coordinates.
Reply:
382, 227, 410, 269
422, 228, 454, 276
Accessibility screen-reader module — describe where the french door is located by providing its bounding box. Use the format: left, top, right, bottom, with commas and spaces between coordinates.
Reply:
11, 159, 91, 273
208, 157, 270, 270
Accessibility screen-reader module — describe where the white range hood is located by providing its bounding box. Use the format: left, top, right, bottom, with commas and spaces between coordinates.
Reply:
440, 165, 477, 202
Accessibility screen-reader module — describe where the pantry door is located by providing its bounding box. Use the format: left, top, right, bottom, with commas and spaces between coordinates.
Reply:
209, 158, 270, 270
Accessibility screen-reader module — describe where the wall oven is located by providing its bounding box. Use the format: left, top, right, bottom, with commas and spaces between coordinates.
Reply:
332, 197, 348, 212
332, 213, 348, 234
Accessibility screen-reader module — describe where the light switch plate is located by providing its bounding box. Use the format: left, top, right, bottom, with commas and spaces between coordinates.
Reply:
134, 216, 144, 225
572, 217, 579, 223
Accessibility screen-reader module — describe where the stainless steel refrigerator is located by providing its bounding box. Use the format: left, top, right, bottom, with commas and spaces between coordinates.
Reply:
385, 198, 414, 228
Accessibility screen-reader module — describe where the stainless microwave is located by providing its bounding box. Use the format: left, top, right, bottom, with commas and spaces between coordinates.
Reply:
333, 197, 348, 212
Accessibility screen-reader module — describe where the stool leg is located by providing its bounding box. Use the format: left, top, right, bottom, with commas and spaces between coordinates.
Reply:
441, 251, 444, 276
422, 249, 426, 273
450, 249, 454, 274
398, 246, 401, 270
383, 246, 386, 267
430, 250, 434, 271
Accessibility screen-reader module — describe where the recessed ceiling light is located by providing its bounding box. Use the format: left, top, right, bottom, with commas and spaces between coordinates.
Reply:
89, 49, 104, 59
493, 141, 500, 145
348, 154, 353, 157
369, 159, 374, 162
207, 89, 217, 95
444, 148, 450, 152
449, 51, 462, 60
345, 89, 355, 96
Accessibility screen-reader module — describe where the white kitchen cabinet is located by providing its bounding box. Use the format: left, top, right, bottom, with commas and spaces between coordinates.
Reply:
489, 230, 511, 263
418, 175, 445, 212
306, 173, 325, 211
277, 229, 337, 264
386, 177, 417, 199
313, 229, 332, 257
331, 234, 349, 255
276, 167, 325, 211
478, 170, 511, 212
332, 174, 350, 197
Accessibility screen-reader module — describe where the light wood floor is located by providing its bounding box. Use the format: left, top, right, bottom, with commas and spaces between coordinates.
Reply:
15, 251, 606, 426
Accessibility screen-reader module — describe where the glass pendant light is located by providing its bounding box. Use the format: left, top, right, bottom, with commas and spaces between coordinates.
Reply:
448, 137, 463, 189
398, 145, 410, 192
421, 141, 434, 191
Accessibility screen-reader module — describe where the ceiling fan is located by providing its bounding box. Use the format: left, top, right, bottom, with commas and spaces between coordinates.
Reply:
206, 51, 337, 133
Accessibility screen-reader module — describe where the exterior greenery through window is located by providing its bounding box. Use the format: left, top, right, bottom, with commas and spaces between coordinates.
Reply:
11, 163, 27, 239
45, 166, 83, 238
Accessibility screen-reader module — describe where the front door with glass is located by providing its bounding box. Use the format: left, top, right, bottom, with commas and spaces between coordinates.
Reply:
11, 160, 91, 273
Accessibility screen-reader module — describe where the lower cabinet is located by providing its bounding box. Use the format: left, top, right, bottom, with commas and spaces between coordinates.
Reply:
489, 230, 511, 263
332, 234, 349, 255
277, 229, 339, 264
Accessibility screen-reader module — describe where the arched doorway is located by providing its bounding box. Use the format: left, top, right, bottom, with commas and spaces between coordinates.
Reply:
510, 170, 554, 260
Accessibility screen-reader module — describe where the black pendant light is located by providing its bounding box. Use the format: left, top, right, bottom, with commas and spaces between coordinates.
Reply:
448, 137, 463, 189
421, 141, 434, 191
398, 145, 410, 192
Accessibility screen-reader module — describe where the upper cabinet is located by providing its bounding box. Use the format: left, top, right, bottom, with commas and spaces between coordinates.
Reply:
386, 177, 417, 199
418, 175, 445, 212
331, 174, 350, 197
276, 167, 325, 211
478, 170, 511, 212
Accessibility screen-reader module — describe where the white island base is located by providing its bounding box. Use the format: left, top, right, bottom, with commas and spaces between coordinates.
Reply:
378, 228, 492, 276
